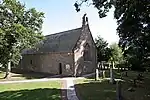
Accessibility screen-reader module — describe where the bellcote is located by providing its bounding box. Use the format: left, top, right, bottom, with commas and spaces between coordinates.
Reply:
82, 13, 89, 27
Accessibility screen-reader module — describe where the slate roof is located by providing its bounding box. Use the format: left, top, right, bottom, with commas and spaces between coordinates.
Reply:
22, 27, 82, 54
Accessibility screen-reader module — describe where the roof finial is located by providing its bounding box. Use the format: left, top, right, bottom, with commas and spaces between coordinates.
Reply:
82, 13, 88, 26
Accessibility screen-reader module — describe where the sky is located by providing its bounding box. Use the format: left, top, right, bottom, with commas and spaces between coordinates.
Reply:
19, 0, 119, 44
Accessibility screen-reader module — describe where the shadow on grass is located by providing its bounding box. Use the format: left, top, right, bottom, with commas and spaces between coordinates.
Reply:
74, 80, 117, 100
0, 88, 63, 100
11, 69, 55, 79
75, 70, 150, 100
0, 68, 58, 79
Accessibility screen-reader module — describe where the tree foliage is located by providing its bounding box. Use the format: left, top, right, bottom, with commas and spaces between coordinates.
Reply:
95, 35, 111, 62
75, 0, 150, 70
0, 0, 44, 74
109, 43, 124, 65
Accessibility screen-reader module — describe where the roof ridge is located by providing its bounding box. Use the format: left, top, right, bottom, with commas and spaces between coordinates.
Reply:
45, 27, 82, 37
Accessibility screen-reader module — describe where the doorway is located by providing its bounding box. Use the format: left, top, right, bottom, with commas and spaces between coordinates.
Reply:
59, 63, 62, 74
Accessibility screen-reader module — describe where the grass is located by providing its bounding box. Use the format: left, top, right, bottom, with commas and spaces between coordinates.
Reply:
75, 70, 150, 100
0, 71, 27, 81
0, 70, 55, 81
0, 81, 62, 100
75, 79, 116, 100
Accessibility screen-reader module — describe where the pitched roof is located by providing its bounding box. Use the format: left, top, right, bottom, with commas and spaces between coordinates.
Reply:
22, 27, 82, 54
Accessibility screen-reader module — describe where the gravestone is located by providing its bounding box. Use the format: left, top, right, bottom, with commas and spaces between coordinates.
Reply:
95, 68, 99, 81
102, 70, 105, 78
110, 62, 115, 83
116, 81, 122, 100
101, 62, 104, 78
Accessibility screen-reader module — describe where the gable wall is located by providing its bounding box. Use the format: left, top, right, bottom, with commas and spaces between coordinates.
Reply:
21, 53, 74, 76
73, 25, 97, 76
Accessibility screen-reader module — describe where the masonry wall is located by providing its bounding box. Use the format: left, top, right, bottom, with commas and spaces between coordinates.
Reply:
73, 25, 97, 76
21, 53, 74, 76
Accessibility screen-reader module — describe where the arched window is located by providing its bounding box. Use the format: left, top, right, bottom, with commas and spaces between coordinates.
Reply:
83, 43, 91, 61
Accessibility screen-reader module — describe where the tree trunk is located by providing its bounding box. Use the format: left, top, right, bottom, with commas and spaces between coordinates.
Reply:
4, 61, 11, 79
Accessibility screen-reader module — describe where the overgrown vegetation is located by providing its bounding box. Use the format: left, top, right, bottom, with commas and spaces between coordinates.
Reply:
95, 35, 125, 69
75, 0, 150, 71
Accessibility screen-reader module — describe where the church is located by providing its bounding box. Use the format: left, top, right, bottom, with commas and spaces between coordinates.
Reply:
21, 14, 97, 76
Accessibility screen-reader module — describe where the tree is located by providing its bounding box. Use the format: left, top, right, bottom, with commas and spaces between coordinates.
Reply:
74, 0, 150, 70
95, 35, 111, 62
0, 0, 44, 78
109, 43, 124, 66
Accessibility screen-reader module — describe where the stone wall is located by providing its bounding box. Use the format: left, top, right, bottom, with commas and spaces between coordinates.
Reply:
21, 52, 74, 76
73, 25, 97, 76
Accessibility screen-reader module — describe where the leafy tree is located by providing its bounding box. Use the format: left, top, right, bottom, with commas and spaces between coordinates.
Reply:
0, 0, 44, 78
123, 43, 146, 71
74, 0, 150, 70
95, 35, 111, 62
109, 43, 124, 66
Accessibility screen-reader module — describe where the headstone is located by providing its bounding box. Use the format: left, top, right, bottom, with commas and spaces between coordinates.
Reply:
110, 62, 114, 83
116, 81, 122, 100
95, 68, 99, 81
101, 62, 104, 78
103, 71, 105, 78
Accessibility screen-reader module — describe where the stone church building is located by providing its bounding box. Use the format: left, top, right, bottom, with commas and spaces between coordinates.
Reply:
21, 14, 97, 76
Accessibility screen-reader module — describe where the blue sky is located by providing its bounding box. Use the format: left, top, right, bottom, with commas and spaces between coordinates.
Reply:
19, 0, 119, 44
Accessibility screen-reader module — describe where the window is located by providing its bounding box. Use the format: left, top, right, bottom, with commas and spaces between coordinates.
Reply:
83, 43, 91, 61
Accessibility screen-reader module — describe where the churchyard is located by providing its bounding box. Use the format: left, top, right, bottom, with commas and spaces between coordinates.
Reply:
74, 69, 150, 100
0, 0, 150, 100
1, 64, 150, 100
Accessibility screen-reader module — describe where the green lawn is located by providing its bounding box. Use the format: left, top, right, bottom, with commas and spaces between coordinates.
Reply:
75, 79, 116, 100
0, 70, 54, 81
75, 70, 150, 100
0, 81, 62, 100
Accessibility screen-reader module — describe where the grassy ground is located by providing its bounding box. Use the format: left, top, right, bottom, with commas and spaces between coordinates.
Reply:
75, 79, 116, 100
0, 71, 27, 81
75, 70, 150, 100
0, 81, 62, 100
0, 70, 55, 81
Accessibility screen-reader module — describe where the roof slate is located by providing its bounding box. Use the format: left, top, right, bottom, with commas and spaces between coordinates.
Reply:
22, 27, 82, 54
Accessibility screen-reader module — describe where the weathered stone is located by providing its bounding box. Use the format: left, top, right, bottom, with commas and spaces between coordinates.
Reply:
110, 62, 115, 83
127, 87, 135, 92
95, 68, 99, 80
116, 81, 122, 100
21, 14, 97, 77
